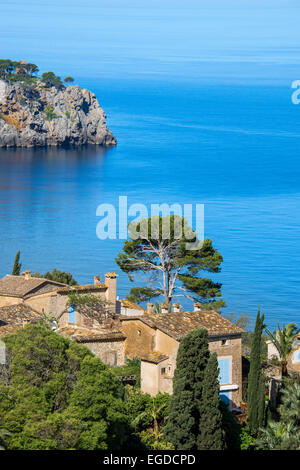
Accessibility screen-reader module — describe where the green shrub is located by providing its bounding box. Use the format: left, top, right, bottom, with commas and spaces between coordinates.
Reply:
240, 427, 255, 450
44, 105, 60, 121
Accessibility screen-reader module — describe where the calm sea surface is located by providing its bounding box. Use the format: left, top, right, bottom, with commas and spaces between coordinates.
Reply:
0, 1, 300, 329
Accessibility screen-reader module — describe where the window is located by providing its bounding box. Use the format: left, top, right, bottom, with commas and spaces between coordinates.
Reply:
137, 330, 141, 336
68, 304, 76, 323
105, 351, 117, 366
161, 367, 166, 375
218, 358, 231, 385
220, 391, 230, 407
294, 350, 300, 363
221, 339, 228, 346
168, 365, 172, 372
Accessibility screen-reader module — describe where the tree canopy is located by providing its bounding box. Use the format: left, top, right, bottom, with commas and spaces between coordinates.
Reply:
116, 215, 225, 310
0, 59, 39, 85
11, 250, 22, 276
0, 325, 139, 450
64, 76, 74, 84
197, 353, 224, 449
41, 71, 63, 89
0, 59, 68, 91
265, 323, 299, 376
33, 268, 78, 286
247, 308, 265, 435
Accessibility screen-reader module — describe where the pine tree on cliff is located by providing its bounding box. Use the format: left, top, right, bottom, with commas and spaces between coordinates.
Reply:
164, 329, 210, 449
197, 352, 224, 449
247, 308, 265, 435
12, 250, 22, 276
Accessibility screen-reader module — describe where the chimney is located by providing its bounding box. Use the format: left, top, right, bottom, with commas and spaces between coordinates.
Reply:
161, 304, 169, 314
147, 302, 154, 314
194, 302, 202, 312
104, 272, 118, 312
94, 275, 101, 286
22, 270, 31, 280
173, 303, 181, 313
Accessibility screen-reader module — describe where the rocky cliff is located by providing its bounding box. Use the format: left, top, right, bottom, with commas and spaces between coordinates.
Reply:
0, 80, 116, 148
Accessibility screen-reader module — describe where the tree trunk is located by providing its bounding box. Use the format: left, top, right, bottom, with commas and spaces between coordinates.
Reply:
282, 360, 288, 377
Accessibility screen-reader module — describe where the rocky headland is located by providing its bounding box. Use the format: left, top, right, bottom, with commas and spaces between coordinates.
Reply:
0, 62, 116, 148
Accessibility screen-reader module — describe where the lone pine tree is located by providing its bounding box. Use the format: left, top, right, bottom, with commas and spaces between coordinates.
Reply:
116, 215, 225, 310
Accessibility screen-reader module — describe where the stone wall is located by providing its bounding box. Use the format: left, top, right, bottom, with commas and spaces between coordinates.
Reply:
122, 319, 156, 359
141, 360, 160, 395
0, 296, 22, 308
25, 291, 60, 315
209, 335, 242, 407
81, 338, 125, 367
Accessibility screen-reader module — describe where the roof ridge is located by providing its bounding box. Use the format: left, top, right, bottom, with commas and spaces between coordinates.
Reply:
127, 309, 244, 340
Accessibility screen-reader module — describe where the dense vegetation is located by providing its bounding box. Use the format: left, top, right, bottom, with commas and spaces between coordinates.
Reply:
0, 325, 140, 450
0, 59, 73, 90
0, 325, 172, 450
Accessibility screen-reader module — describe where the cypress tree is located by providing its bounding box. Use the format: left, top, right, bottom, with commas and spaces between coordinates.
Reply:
12, 250, 22, 276
197, 352, 224, 449
247, 308, 265, 435
164, 329, 210, 449
258, 374, 266, 428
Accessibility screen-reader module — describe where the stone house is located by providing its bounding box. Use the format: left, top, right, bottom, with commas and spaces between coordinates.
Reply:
0, 270, 126, 365
121, 303, 244, 409
0, 271, 66, 308
0, 270, 118, 321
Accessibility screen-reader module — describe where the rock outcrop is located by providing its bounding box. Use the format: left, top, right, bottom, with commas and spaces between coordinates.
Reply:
0, 80, 116, 148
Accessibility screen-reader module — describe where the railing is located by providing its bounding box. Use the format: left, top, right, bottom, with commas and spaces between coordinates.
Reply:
117, 375, 137, 385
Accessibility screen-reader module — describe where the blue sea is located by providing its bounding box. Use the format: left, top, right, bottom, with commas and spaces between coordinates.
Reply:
0, 0, 300, 329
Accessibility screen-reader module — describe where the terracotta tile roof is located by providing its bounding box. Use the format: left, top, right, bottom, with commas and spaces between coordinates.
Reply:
120, 299, 145, 312
0, 275, 66, 298
140, 352, 169, 364
58, 325, 126, 343
0, 304, 43, 338
56, 284, 107, 294
121, 310, 244, 340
